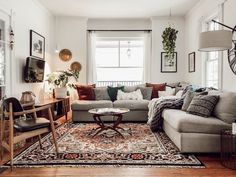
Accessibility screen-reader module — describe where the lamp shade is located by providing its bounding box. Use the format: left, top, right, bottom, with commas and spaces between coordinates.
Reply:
198, 30, 232, 51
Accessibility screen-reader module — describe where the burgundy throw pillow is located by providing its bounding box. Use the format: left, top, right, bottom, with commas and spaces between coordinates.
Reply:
76, 84, 96, 100
146, 83, 166, 98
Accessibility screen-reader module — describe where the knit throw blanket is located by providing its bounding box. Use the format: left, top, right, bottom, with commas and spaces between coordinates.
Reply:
147, 97, 184, 132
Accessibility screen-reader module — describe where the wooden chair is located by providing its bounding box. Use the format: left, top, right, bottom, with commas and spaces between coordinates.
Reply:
0, 97, 58, 170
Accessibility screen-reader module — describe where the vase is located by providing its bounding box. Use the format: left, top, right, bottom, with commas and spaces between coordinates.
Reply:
54, 87, 67, 98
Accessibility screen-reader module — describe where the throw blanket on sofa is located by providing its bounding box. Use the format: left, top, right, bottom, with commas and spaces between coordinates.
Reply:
147, 97, 184, 132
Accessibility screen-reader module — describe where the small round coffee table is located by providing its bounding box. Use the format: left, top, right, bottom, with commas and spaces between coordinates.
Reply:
88, 108, 130, 138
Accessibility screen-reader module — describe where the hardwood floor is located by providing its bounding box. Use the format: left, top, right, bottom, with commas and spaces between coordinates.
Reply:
1, 156, 236, 177
1, 115, 236, 177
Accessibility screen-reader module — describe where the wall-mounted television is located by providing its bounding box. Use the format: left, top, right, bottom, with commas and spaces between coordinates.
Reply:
24, 57, 45, 83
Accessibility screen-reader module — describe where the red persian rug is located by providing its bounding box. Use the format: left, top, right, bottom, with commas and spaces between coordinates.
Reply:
5, 123, 204, 168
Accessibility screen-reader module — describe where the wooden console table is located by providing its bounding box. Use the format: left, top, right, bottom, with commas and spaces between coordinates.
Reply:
35, 97, 70, 121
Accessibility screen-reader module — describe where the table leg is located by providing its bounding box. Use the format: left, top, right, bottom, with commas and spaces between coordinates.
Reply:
91, 114, 106, 137
112, 115, 125, 138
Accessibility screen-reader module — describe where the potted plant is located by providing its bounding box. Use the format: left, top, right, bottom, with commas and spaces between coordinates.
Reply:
162, 27, 178, 60
47, 70, 79, 98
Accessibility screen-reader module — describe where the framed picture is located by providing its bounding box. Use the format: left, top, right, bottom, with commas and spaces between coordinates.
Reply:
30, 30, 45, 59
161, 52, 177, 73
188, 52, 195, 72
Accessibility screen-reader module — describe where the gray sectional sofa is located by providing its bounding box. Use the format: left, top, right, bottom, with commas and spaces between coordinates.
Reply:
71, 99, 149, 122
71, 86, 235, 153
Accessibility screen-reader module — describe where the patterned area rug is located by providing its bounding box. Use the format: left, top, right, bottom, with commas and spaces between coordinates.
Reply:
5, 123, 204, 168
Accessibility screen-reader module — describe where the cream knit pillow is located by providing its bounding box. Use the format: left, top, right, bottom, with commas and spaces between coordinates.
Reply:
117, 89, 143, 100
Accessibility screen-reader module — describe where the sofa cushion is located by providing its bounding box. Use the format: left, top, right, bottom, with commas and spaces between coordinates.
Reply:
76, 84, 95, 100
117, 89, 143, 100
107, 86, 124, 101
94, 87, 110, 100
214, 92, 236, 123
113, 100, 149, 110
162, 109, 231, 134
137, 87, 152, 100
71, 100, 113, 111
123, 86, 137, 92
182, 91, 207, 111
146, 83, 166, 98
158, 86, 175, 97
187, 95, 219, 117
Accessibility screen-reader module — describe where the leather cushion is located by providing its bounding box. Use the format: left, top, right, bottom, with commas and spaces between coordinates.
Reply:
14, 118, 50, 132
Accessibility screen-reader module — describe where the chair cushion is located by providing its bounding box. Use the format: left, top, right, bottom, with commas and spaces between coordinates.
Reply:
14, 118, 50, 132
113, 100, 149, 110
71, 100, 113, 111
162, 109, 231, 134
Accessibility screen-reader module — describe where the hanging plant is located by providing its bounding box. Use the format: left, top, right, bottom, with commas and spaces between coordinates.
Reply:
162, 27, 178, 60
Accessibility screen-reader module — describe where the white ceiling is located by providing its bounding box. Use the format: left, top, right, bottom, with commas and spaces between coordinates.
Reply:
38, 0, 200, 18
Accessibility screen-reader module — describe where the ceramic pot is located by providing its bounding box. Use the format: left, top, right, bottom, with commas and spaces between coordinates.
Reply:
54, 87, 67, 98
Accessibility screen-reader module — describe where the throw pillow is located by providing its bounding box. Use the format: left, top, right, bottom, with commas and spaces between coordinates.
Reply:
137, 86, 153, 100
117, 89, 143, 100
213, 92, 236, 123
182, 90, 208, 111
146, 83, 166, 99
158, 86, 175, 97
94, 87, 110, 100
187, 95, 219, 117
107, 86, 124, 101
123, 86, 138, 92
76, 84, 96, 100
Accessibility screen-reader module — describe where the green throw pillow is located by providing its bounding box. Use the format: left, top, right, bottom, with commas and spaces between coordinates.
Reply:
107, 86, 124, 101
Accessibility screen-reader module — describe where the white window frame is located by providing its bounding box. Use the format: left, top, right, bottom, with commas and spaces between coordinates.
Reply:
95, 37, 144, 85
202, 11, 223, 90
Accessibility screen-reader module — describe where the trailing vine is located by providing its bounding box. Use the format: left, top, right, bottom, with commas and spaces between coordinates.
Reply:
162, 27, 178, 60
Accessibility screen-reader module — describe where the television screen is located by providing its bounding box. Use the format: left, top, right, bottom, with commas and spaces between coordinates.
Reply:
24, 57, 45, 83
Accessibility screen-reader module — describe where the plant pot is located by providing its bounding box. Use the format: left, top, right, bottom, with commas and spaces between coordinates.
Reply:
54, 87, 67, 98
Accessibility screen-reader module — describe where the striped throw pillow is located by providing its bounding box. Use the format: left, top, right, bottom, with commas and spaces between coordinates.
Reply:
187, 95, 219, 117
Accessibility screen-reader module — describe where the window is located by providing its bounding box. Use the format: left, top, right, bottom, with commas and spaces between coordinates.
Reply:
205, 17, 221, 89
95, 38, 144, 86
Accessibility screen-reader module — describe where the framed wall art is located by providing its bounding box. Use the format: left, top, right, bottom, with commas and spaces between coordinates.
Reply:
161, 52, 177, 73
30, 30, 45, 59
188, 52, 195, 73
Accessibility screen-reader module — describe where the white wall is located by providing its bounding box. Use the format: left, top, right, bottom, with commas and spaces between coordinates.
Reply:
53, 16, 87, 84
151, 17, 185, 83
0, 0, 54, 99
54, 17, 186, 85
185, 0, 236, 91
88, 18, 151, 30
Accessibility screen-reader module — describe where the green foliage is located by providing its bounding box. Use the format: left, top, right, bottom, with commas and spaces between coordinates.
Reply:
47, 69, 79, 89
162, 27, 178, 59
